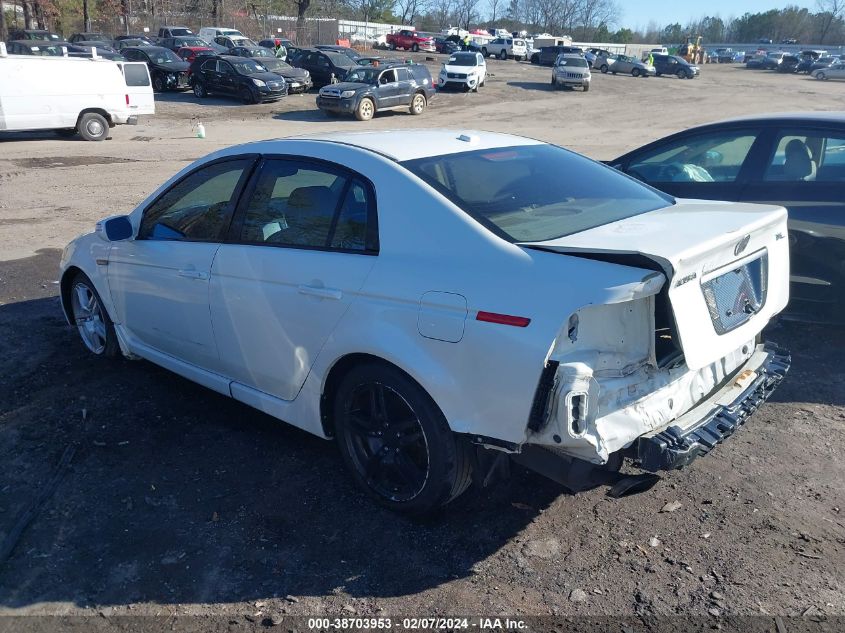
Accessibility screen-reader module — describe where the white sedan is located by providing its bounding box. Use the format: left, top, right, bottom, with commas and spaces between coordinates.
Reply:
60, 130, 791, 515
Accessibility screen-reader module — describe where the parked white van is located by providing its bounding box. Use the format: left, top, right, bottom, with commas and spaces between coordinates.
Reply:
0, 43, 154, 141
197, 27, 244, 43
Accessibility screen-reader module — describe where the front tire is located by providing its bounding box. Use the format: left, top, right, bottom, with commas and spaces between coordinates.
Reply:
78, 113, 109, 141
241, 87, 256, 104
69, 272, 119, 357
632, 68, 640, 77
676, 69, 687, 79
412, 43, 419, 52
499, 49, 507, 60
355, 97, 375, 121
152, 73, 165, 92
334, 363, 473, 515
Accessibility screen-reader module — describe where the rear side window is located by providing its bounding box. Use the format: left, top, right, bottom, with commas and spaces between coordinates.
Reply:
764, 130, 845, 182
122, 63, 150, 86
402, 144, 672, 243
236, 159, 377, 252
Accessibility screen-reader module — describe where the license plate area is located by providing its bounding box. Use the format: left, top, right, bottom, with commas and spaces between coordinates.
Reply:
701, 251, 768, 335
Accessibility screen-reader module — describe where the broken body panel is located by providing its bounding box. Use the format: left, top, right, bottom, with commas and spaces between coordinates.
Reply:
520, 199, 790, 466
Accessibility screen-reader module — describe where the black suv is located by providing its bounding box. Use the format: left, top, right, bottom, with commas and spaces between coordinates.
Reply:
652, 54, 700, 79
191, 55, 287, 103
532, 46, 583, 65
291, 48, 358, 87
121, 46, 191, 91
316, 63, 434, 121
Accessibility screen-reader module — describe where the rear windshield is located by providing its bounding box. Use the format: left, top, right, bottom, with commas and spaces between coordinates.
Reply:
401, 144, 672, 243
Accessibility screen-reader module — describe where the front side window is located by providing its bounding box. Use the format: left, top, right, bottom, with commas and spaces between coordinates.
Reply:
627, 130, 758, 184
379, 69, 397, 84
140, 159, 252, 241
238, 160, 375, 251
402, 144, 672, 243
764, 130, 845, 182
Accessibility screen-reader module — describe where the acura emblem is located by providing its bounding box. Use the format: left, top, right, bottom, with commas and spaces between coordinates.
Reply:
734, 234, 750, 256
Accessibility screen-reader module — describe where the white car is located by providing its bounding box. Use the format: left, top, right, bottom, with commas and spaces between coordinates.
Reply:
438, 52, 486, 91
482, 37, 528, 60
59, 130, 791, 515
552, 54, 591, 91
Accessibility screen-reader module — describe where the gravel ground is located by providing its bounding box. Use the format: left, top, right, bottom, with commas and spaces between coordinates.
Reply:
0, 58, 843, 630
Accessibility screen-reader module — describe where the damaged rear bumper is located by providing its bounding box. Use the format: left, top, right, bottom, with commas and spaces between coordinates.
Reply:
636, 342, 790, 471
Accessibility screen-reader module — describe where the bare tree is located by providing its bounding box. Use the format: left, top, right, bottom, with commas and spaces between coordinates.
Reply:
397, 0, 429, 24
817, 0, 844, 42
431, 0, 454, 29
488, 0, 500, 22
455, 0, 478, 29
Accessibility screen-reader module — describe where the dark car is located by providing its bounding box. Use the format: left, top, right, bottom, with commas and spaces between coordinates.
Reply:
159, 36, 210, 52
114, 38, 154, 50
316, 63, 434, 121
6, 40, 68, 56
231, 47, 312, 92
292, 48, 357, 87
121, 46, 191, 92
176, 46, 215, 65
258, 37, 294, 51
809, 56, 840, 73
114, 34, 156, 45
191, 55, 287, 103
760, 52, 786, 70
609, 113, 845, 323
532, 46, 583, 66
69, 43, 126, 61
776, 55, 801, 73
68, 32, 111, 44
314, 44, 361, 62
796, 51, 825, 73
653, 54, 700, 78
434, 37, 460, 54
8, 29, 62, 41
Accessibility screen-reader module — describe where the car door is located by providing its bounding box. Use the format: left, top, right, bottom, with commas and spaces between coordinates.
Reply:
214, 59, 238, 94
614, 127, 767, 201
210, 157, 379, 401
395, 67, 415, 105
739, 127, 845, 320
377, 68, 401, 107
107, 156, 257, 372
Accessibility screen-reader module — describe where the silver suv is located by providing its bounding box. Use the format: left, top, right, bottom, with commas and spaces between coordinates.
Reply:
551, 54, 591, 91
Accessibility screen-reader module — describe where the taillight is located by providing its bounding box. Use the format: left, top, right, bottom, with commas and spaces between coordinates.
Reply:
476, 311, 531, 327
125, 94, 129, 105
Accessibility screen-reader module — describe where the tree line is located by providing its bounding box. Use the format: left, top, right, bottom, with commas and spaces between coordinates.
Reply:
2, 0, 844, 45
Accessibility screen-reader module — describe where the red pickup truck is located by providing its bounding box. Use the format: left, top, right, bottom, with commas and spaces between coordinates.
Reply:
386, 30, 435, 52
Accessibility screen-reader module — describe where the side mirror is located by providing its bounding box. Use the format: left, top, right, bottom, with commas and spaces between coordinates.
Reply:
96, 215, 133, 241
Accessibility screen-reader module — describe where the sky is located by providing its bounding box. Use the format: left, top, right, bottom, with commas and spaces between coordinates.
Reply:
624, 0, 815, 28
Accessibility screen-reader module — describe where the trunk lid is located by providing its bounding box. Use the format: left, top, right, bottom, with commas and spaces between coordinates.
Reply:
522, 199, 790, 370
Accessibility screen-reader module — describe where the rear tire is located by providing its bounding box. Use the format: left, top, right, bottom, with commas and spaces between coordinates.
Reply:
193, 81, 207, 98
600, 64, 608, 73
676, 69, 686, 79
817, 72, 827, 80
355, 97, 375, 121
632, 68, 640, 77
333, 363, 473, 515
410, 92, 426, 114
499, 49, 507, 60
78, 113, 109, 141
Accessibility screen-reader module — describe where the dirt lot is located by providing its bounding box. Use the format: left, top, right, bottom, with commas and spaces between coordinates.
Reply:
0, 57, 844, 628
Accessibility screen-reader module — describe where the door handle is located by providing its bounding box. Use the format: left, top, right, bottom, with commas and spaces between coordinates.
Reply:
178, 270, 209, 280
298, 285, 342, 300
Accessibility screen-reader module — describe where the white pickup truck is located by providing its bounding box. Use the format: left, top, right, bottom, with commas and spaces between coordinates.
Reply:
0, 43, 154, 140
482, 37, 528, 61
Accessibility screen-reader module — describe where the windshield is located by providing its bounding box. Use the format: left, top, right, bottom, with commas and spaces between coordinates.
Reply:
248, 47, 274, 58
30, 44, 65, 56
325, 51, 356, 68
170, 28, 192, 36
231, 59, 267, 75
448, 53, 478, 66
179, 37, 207, 47
149, 48, 183, 64
345, 67, 379, 83
556, 57, 588, 67
401, 145, 672, 243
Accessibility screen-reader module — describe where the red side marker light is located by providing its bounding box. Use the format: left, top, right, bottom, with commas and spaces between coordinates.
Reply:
476, 311, 531, 327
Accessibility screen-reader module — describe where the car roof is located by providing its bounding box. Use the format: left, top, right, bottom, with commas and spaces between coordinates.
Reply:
715, 112, 845, 125
240, 130, 546, 162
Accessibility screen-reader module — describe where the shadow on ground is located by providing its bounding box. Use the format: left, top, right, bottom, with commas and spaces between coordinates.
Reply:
0, 249, 842, 608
